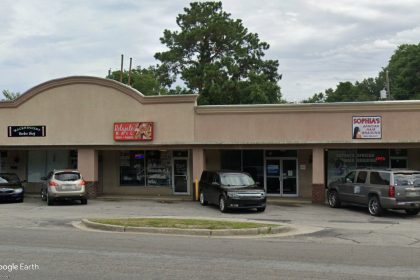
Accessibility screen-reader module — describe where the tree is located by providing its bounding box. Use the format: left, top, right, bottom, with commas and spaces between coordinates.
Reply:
107, 66, 171, 96
385, 43, 420, 100
2, 90, 21, 101
154, 1, 282, 105
302, 43, 420, 103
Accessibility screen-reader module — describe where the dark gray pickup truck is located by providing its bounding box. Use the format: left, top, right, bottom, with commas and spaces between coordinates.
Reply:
327, 169, 420, 216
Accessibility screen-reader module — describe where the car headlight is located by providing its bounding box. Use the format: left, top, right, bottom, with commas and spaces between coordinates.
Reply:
14, 188, 23, 194
227, 192, 240, 198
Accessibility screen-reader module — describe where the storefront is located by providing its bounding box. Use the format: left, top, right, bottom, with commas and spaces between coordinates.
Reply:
1, 76, 420, 202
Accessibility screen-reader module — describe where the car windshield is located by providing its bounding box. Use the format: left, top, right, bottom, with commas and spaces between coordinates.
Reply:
0, 174, 20, 184
54, 172, 81, 181
220, 173, 255, 187
394, 173, 420, 187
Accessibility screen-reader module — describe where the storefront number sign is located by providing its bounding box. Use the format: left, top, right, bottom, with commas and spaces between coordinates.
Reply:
114, 122, 153, 141
8, 126, 46, 137
352, 116, 382, 139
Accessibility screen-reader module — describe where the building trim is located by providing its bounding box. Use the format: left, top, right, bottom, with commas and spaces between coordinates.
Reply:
195, 101, 420, 114
0, 76, 198, 108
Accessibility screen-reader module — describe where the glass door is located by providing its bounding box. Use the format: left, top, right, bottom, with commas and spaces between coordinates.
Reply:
265, 158, 298, 196
172, 158, 189, 194
281, 159, 297, 196
266, 159, 281, 195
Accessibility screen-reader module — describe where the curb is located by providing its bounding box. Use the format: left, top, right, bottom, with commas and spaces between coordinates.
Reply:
81, 219, 290, 236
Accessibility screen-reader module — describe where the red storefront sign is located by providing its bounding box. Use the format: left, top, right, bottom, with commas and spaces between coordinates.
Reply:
114, 122, 153, 141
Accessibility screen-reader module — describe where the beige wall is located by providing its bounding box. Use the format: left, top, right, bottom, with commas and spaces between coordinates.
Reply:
195, 105, 420, 145
78, 149, 98, 181
204, 150, 221, 170
0, 83, 196, 147
297, 149, 312, 199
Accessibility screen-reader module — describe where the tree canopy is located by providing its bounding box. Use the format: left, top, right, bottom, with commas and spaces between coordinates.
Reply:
154, 1, 283, 105
387, 44, 420, 100
303, 43, 420, 103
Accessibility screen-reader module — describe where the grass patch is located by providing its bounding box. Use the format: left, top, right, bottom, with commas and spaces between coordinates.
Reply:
91, 218, 277, 230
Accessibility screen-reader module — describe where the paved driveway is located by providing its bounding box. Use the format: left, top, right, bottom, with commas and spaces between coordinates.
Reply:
1, 196, 419, 247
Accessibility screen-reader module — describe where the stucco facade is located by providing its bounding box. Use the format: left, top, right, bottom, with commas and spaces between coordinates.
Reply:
1, 76, 420, 202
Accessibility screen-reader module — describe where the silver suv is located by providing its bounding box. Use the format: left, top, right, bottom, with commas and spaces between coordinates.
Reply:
327, 169, 420, 216
41, 170, 88, 206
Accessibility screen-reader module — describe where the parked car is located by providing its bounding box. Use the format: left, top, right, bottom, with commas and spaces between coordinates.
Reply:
199, 170, 266, 212
41, 170, 87, 206
0, 173, 25, 203
327, 168, 420, 216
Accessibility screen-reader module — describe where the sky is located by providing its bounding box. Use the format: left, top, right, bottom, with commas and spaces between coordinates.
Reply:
1, 0, 419, 101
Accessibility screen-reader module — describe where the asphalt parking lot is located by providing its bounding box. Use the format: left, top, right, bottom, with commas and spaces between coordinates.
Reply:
1, 196, 420, 247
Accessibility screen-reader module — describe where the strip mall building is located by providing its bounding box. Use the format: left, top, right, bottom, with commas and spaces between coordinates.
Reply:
1, 76, 420, 203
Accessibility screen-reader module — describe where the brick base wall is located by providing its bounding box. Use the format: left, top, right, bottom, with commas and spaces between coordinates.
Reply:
312, 184, 326, 204
86, 181, 98, 199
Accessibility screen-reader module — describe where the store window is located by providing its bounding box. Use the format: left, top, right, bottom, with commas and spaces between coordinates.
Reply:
221, 150, 241, 170
243, 150, 264, 184
119, 150, 172, 187
28, 150, 76, 183
327, 149, 407, 185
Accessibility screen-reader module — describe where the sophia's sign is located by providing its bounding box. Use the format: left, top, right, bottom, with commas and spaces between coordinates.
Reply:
352, 116, 382, 139
8, 126, 46, 137
114, 122, 153, 141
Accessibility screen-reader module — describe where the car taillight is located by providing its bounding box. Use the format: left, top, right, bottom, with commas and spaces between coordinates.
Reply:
80, 180, 86, 186
49, 181, 58, 187
388, 185, 395, 198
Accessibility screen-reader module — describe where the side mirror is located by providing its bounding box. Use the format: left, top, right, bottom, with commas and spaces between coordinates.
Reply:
40, 176, 47, 181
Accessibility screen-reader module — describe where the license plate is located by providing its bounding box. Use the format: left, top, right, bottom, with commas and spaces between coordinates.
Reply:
62, 185, 75, 191
406, 191, 419, 197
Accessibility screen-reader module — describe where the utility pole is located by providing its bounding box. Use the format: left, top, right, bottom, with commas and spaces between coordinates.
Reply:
128, 57, 132, 86
385, 70, 391, 100
120, 54, 124, 83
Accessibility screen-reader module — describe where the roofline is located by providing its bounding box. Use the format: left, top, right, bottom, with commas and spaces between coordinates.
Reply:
195, 100, 420, 114
0, 76, 198, 108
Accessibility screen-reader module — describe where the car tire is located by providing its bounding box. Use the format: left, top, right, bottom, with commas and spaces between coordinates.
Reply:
327, 190, 341, 208
405, 209, 419, 216
41, 189, 47, 201
47, 193, 54, 206
81, 198, 88, 205
219, 196, 228, 213
199, 192, 208, 206
368, 196, 383, 216
256, 207, 266, 212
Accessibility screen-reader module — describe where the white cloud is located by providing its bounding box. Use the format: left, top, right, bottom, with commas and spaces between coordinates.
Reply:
0, 0, 419, 101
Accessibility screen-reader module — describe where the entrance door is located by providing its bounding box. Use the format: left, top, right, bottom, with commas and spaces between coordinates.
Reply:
173, 158, 189, 194
281, 159, 297, 196
265, 158, 298, 196
266, 159, 281, 195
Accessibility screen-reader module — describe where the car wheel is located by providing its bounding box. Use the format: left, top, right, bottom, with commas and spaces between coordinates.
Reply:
219, 196, 227, 213
368, 196, 383, 216
47, 193, 54, 206
81, 198, 88, 205
256, 207, 266, 212
327, 190, 341, 208
41, 189, 47, 201
405, 209, 419, 216
199, 192, 208, 206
